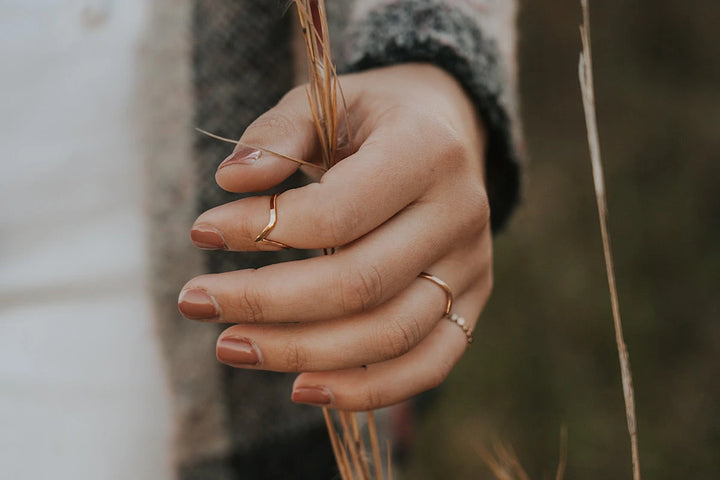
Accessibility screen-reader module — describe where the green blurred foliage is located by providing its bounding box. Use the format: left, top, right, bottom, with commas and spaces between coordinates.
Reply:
406, 1, 720, 478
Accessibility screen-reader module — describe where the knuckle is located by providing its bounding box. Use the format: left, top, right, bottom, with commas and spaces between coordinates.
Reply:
451, 184, 491, 241
431, 122, 470, 171
282, 340, 310, 371
361, 383, 384, 411
337, 265, 384, 314
465, 185, 491, 234
377, 317, 421, 359
472, 185, 491, 225
236, 209, 260, 241
232, 274, 265, 324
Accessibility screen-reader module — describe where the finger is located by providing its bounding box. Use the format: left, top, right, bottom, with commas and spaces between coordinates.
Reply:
213, 246, 489, 371
191, 115, 457, 251
179, 199, 490, 324
290, 289, 485, 411
215, 86, 320, 193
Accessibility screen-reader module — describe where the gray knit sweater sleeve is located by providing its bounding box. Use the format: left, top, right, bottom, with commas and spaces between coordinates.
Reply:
336, 0, 522, 232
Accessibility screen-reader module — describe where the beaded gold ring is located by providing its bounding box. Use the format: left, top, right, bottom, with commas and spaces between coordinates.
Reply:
447, 313, 473, 345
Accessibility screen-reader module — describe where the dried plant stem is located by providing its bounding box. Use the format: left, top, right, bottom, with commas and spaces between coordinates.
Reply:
578, 2, 641, 480
198, 2, 380, 477
555, 426, 568, 480
477, 441, 530, 480
293, 1, 383, 478
339, 412, 365, 479
294, 0, 341, 169
387, 440, 394, 480
194, 128, 325, 171
350, 413, 373, 479
367, 411, 384, 480
323, 407, 353, 480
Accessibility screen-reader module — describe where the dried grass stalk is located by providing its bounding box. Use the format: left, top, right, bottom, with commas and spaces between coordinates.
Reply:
578, 2, 641, 479
196, 2, 382, 477
555, 426, 568, 480
293, 1, 383, 478
194, 127, 323, 171
293, 0, 347, 170
477, 441, 531, 480
367, 411, 384, 480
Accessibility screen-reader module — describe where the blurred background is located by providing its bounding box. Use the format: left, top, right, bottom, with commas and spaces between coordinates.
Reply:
1, 0, 718, 479
406, 0, 720, 478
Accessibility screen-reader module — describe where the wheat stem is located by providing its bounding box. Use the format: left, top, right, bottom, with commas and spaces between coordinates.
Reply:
578, 2, 641, 479
555, 426, 568, 480
350, 413, 372, 479
194, 127, 325, 171
367, 411, 384, 480
323, 407, 353, 479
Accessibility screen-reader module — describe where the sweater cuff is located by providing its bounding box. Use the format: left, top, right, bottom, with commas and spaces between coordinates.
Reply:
340, 0, 522, 232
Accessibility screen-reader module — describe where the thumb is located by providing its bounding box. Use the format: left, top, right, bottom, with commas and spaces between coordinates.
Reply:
215, 86, 320, 193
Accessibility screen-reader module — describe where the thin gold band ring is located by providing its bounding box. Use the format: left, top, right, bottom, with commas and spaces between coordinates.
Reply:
419, 272, 473, 345
418, 272, 453, 315
255, 194, 292, 249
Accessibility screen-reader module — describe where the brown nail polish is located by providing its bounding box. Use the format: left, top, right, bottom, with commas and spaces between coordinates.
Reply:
217, 337, 262, 366
190, 225, 227, 250
178, 289, 219, 320
219, 146, 262, 168
291, 386, 333, 406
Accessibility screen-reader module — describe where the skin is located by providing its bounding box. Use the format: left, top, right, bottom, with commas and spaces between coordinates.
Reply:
178, 63, 493, 411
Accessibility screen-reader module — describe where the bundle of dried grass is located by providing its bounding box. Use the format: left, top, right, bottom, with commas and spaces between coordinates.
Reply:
293, 1, 386, 479
199, 1, 386, 477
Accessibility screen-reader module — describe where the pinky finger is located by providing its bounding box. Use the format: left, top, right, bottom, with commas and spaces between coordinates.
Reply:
291, 290, 484, 411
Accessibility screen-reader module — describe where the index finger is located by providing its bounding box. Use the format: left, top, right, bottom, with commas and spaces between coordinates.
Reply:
192, 110, 456, 251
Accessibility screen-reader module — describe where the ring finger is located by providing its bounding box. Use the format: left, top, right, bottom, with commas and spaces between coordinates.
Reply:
214, 245, 489, 372
290, 288, 487, 411
191, 129, 440, 252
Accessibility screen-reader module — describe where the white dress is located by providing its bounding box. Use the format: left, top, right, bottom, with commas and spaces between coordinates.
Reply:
0, 1, 172, 478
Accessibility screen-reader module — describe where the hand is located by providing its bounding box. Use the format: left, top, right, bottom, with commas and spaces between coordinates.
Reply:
178, 63, 493, 411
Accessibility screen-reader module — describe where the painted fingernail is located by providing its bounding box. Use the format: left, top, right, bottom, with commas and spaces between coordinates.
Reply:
178, 288, 219, 320
190, 225, 227, 250
291, 386, 333, 406
219, 146, 262, 168
217, 337, 262, 366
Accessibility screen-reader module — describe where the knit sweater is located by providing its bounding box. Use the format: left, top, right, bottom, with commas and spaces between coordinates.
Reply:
138, 1, 521, 478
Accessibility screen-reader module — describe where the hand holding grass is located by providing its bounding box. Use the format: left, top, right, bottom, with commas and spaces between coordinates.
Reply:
179, 63, 493, 411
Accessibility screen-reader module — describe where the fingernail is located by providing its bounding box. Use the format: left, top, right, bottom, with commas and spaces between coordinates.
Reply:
190, 225, 227, 250
292, 386, 333, 406
219, 146, 262, 168
178, 288, 219, 320
217, 337, 262, 366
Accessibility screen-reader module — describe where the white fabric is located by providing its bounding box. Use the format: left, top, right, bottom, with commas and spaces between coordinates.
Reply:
0, 1, 173, 478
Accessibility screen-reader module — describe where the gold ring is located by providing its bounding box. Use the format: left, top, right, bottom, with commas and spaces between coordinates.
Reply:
419, 272, 473, 345
255, 194, 292, 249
418, 272, 453, 316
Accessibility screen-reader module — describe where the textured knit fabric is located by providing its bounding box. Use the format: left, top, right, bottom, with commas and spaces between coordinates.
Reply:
141, 0, 521, 477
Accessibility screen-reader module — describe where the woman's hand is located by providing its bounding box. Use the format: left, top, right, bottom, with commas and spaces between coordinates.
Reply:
178, 63, 493, 411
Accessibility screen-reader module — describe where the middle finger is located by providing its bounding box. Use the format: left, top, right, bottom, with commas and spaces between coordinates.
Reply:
213, 244, 489, 371
179, 198, 485, 324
